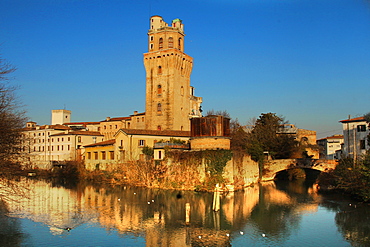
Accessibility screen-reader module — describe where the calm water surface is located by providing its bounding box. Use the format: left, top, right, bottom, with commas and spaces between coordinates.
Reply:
0, 178, 369, 246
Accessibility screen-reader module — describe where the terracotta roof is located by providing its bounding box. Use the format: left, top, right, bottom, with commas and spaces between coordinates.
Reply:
340, 116, 365, 123
317, 135, 344, 141
22, 124, 71, 131
130, 112, 146, 117
116, 129, 190, 137
51, 131, 103, 136
64, 122, 100, 125
84, 139, 115, 147
326, 135, 344, 139
101, 117, 131, 122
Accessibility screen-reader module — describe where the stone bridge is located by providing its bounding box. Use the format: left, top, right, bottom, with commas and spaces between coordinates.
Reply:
261, 158, 338, 181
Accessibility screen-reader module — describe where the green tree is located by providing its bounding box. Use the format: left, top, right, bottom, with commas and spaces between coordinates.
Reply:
318, 151, 370, 201
246, 113, 298, 162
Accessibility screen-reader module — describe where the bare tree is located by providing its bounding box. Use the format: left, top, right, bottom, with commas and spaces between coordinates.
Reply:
205, 109, 230, 118
0, 56, 27, 168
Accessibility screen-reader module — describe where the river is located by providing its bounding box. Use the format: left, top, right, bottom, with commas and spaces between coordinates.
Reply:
0, 178, 369, 247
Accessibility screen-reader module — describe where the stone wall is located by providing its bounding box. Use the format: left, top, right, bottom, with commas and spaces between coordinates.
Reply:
190, 137, 231, 150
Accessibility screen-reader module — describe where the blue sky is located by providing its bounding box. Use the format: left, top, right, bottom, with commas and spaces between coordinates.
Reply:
1, 0, 370, 138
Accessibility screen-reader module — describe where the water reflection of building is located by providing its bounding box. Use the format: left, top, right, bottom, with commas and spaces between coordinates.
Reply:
6, 179, 94, 235
3, 179, 325, 245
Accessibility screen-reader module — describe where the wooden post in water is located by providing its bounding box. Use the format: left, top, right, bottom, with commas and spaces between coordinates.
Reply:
212, 184, 220, 211
185, 202, 190, 224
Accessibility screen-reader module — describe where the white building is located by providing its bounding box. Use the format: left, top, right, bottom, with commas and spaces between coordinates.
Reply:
317, 135, 344, 160
22, 110, 103, 169
339, 116, 369, 158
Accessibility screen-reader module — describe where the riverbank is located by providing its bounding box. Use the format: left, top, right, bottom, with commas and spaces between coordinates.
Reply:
317, 152, 370, 202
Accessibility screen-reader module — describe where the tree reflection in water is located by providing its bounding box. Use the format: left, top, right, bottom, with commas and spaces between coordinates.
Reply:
335, 201, 370, 246
0, 200, 28, 247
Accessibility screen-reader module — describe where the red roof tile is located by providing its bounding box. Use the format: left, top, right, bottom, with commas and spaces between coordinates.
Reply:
84, 139, 115, 147
339, 116, 365, 123
51, 131, 103, 136
116, 129, 190, 137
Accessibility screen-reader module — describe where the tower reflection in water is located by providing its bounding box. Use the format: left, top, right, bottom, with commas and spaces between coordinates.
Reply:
4, 179, 325, 246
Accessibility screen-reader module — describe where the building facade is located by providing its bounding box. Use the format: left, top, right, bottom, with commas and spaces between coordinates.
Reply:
144, 16, 202, 131
340, 116, 369, 158
317, 135, 344, 160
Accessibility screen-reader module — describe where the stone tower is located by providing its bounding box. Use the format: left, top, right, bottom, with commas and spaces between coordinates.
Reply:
144, 15, 202, 131
51, 109, 71, 125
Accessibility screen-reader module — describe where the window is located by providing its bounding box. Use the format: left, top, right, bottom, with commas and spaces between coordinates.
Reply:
78, 136, 82, 142
101, 151, 106, 160
168, 37, 173, 48
68, 145, 70, 151
157, 125, 162, 131
87, 152, 91, 159
94, 152, 98, 160
159, 37, 163, 49
181, 86, 184, 96
150, 36, 153, 41
178, 38, 182, 50
109, 151, 114, 160
158, 66, 162, 75
137, 118, 139, 123
357, 125, 366, 132
159, 150, 162, 159
157, 103, 162, 113
360, 140, 366, 149
157, 84, 162, 95
139, 140, 145, 147
142, 117, 144, 122
68, 137, 70, 141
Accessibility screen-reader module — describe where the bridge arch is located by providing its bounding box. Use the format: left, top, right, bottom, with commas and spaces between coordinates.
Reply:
262, 159, 337, 181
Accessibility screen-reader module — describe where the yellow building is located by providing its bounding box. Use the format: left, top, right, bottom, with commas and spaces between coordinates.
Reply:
84, 139, 116, 170
144, 16, 202, 131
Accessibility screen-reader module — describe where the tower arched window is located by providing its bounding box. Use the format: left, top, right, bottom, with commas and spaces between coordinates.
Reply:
180, 86, 184, 96
178, 38, 182, 50
158, 66, 162, 75
168, 37, 173, 48
157, 125, 162, 131
157, 84, 162, 95
159, 37, 163, 49
157, 103, 162, 113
